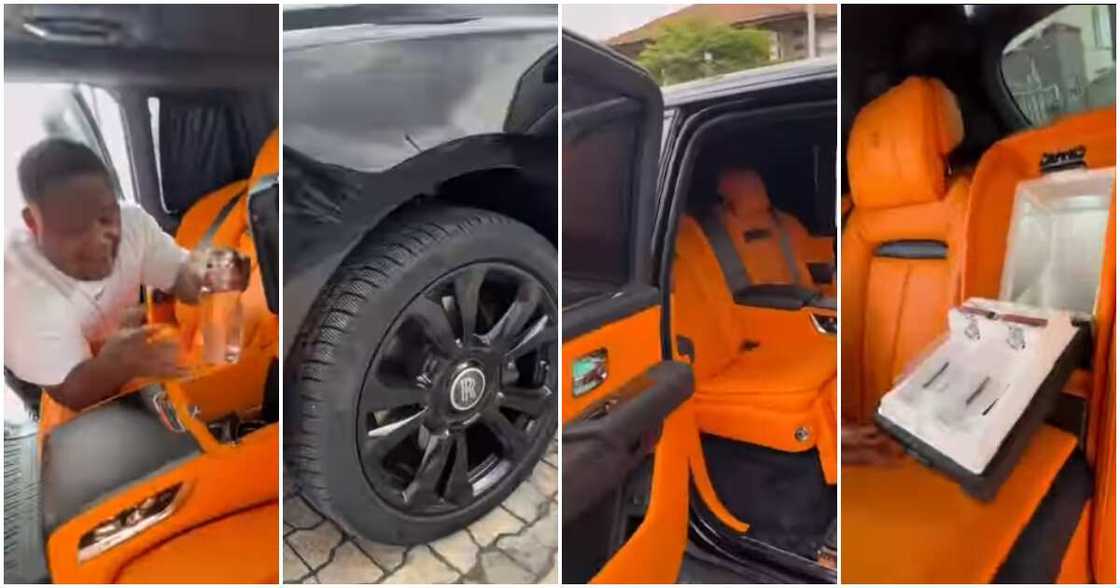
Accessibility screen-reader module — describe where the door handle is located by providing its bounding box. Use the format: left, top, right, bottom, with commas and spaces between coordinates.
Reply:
810, 313, 836, 335
572, 349, 608, 397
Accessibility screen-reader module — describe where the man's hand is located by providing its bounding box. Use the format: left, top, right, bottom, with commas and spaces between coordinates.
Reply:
46, 325, 186, 411
172, 247, 249, 304
171, 249, 207, 304
100, 325, 185, 380
119, 303, 147, 329
841, 423, 905, 466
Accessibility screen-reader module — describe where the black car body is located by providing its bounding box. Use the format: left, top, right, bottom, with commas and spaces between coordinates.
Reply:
282, 4, 559, 546
282, 4, 558, 354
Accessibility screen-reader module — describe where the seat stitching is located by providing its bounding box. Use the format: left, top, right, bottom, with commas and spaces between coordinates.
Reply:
885, 261, 914, 396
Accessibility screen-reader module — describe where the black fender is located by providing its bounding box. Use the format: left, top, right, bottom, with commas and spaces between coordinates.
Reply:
282, 132, 555, 357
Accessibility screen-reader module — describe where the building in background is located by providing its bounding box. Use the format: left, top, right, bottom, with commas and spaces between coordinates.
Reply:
607, 4, 837, 63
1002, 4, 1115, 125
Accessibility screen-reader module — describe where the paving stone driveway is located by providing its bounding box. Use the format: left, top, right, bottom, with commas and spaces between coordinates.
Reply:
284, 438, 558, 584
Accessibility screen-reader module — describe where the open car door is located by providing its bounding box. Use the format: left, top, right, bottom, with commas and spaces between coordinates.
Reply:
561, 31, 695, 584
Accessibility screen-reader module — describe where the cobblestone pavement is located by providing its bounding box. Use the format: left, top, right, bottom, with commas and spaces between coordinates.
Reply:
284, 438, 558, 584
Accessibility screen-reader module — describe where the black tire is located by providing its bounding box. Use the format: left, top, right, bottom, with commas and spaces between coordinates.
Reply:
286, 204, 557, 544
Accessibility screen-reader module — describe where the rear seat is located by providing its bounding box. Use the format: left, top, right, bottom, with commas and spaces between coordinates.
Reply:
716, 169, 835, 294
840, 77, 970, 422
672, 211, 836, 483
174, 130, 279, 356
841, 80, 1111, 582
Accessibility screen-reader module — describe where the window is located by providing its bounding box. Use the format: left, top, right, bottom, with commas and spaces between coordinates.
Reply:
561, 73, 642, 304
661, 109, 678, 155
4, 83, 134, 236
1001, 5, 1116, 127
83, 86, 135, 205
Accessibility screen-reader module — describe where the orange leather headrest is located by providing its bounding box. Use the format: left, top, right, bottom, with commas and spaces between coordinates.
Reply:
848, 77, 964, 210
719, 169, 771, 216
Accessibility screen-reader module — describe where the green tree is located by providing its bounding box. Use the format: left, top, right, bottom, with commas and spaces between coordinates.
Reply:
637, 19, 772, 86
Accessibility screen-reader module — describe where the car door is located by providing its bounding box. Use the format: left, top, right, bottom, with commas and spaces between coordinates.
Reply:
561, 31, 695, 584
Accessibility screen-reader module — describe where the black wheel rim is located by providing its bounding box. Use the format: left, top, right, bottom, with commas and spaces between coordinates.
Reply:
356, 262, 557, 516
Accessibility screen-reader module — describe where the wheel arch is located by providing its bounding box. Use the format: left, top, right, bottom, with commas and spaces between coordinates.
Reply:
283, 132, 556, 361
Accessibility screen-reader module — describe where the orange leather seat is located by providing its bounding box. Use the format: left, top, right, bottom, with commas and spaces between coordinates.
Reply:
174, 130, 279, 358
715, 169, 828, 288
840, 77, 970, 423
38, 132, 281, 438
673, 213, 836, 482
843, 84, 1113, 583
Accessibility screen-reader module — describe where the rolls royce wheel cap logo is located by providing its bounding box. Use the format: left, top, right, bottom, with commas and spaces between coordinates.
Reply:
449, 367, 486, 411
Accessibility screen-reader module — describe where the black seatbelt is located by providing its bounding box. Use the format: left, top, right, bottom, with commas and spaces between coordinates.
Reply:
770, 209, 803, 286
151, 188, 245, 303
198, 188, 246, 249
696, 204, 752, 295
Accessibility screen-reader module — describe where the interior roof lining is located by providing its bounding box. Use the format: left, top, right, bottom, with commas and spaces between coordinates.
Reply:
5, 44, 277, 91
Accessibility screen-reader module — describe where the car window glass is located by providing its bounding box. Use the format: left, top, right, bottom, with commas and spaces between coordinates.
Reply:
1001, 5, 1116, 127
562, 73, 640, 305
148, 97, 165, 209
81, 86, 136, 205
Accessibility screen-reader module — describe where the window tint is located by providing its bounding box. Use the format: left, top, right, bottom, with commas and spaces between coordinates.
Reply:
1002, 5, 1116, 127
562, 74, 641, 304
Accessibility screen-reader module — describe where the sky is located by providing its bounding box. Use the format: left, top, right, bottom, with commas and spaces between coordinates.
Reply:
563, 4, 687, 41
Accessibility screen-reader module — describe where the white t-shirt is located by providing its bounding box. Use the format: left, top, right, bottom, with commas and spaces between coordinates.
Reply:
5, 205, 188, 386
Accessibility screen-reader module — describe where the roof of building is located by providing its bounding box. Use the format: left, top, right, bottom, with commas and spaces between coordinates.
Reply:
608, 4, 837, 46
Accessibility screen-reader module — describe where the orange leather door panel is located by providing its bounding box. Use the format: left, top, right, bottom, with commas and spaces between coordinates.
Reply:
562, 306, 662, 423
591, 401, 694, 584
115, 503, 279, 584
1090, 197, 1116, 583
47, 425, 278, 583
564, 303, 693, 583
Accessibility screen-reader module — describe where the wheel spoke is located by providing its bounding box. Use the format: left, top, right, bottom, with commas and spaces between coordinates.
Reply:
444, 432, 474, 506
454, 267, 486, 343
504, 316, 556, 361
402, 431, 452, 507
500, 385, 552, 418
481, 409, 527, 460
409, 296, 460, 356
362, 408, 427, 462
484, 281, 542, 350
357, 263, 555, 515
363, 373, 425, 411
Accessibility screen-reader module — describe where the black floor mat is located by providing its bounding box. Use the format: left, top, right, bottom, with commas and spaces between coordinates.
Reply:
994, 449, 1093, 583
4, 419, 49, 583
700, 433, 835, 559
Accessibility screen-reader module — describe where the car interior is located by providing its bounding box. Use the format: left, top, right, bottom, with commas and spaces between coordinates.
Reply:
666, 94, 838, 582
4, 5, 280, 583
560, 26, 839, 580
840, 4, 1115, 583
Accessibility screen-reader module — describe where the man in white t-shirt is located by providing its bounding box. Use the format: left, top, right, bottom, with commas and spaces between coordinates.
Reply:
5, 138, 207, 412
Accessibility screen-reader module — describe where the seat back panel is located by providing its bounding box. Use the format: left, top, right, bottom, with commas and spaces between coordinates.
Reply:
862, 257, 951, 406
841, 182, 967, 422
